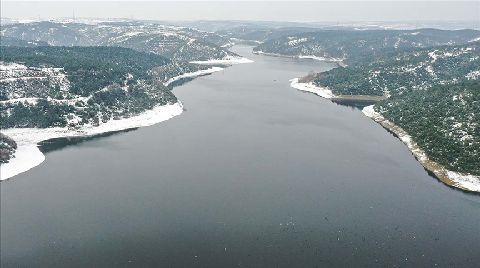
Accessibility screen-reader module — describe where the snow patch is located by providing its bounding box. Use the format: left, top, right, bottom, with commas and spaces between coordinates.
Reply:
465, 70, 480, 80
189, 56, 253, 65
298, 55, 344, 62
447, 171, 480, 192
468, 36, 480, 43
288, 38, 308, 46
163, 67, 224, 86
0, 62, 28, 71
289, 78, 336, 99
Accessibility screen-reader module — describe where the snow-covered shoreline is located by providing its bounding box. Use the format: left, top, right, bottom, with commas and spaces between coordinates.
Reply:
164, 67, 224, 86
189, 56, 253, 65
289, 78, 336, 99
0, 102, 183, 180
297, 55, 344, 62
254, 51, 344, 63
289, 75, 480, 192
0, 51, 250, 181
362, 105, 480, 193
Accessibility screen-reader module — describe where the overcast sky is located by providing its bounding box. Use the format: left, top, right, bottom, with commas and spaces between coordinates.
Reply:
2, 1, 479, 23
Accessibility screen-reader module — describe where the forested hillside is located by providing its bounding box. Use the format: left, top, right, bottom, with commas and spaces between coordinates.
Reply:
0, 46, 176, 129
375, 81, 479, 175
216, 26, 318, 44
311, 43, 480, 96
254, 29, 480, 64
151, 62, 214, 86
296, 41, 480, 176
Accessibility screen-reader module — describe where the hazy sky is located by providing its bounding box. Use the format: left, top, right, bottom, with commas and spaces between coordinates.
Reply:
2, 1, 479, 22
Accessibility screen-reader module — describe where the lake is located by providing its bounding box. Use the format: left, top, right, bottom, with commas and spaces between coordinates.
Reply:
1, 46, 479, 267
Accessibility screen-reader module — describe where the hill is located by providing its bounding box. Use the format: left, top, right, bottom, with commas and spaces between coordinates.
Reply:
254, 29, 480, 64
1, 46, 176, 129
1, 21, 238, 62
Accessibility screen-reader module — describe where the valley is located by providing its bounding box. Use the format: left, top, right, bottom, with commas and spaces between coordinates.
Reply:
1, 1, 479, 266
1, 20, 479, 191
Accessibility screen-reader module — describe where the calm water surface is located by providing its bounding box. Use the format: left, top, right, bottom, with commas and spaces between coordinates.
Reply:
1, 46, 479, 267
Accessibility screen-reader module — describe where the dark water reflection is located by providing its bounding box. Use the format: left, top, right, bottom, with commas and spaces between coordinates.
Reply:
1, 46, 479, 267
38, 129, 139, 154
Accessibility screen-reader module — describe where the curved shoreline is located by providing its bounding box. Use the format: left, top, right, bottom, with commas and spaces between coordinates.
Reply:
164, 67, 224, 86
290, 78, 385, 104
0, 102, 183, 180
362, 105, 480, 193
289, 77, 480, 192
1, 52, 255, 181
290, 78, 336, 98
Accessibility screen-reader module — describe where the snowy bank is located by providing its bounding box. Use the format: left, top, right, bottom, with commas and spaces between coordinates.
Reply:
362, 105, 480, 193
298, 55, 344, 62
290, 78, 336, 99
290, 78, 384, 104
1, 102, 183, 180
164, 67, 224, 86
254, 51, 345, 63
190, 56, 253, 65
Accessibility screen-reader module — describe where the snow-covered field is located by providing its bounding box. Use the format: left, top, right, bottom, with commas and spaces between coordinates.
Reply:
289, 78, 336, 99
164, 67, 224, 86
1, 102, 183, 180
362, 105, 480, 192
189, 56, 253, 65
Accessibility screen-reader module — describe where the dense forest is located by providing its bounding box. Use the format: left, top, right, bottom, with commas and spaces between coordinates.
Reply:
0, 46, 177, 128
1, 46, 170, 97
311, 43, 480, 96
376, 81, 480, 175
0, 132, 17, 163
